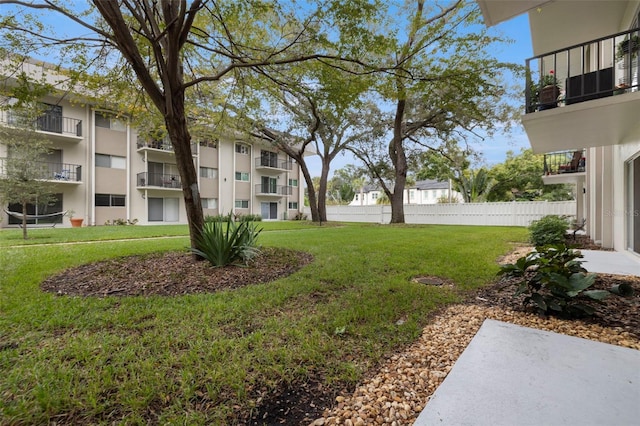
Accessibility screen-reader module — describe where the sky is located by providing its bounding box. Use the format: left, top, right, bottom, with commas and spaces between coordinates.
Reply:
305, 12, 535, 178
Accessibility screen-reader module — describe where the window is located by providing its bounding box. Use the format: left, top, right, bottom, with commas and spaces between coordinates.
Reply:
260, 150, 278, 167
202, 198, 218, 209
235, 171, 250, 181
409, 190, 415, 200
355, 194, 359, 201
95, 112, 126, 131
199, 139, 218, 148
288, 202, 298, 209
288, 178, 298, 187
96, 194, 125, 207
235, 199, 249, 209
372, 192, 378, 200
235, 143, 250, 155
95, 154, 126, 169
200, 167, 218, 179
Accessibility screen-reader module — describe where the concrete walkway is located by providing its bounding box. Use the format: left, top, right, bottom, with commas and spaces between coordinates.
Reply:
415, 319, 640, 426
581, 250, 640, 276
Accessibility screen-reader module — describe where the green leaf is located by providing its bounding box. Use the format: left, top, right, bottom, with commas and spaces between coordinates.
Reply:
567, 273, 596, 292
530, 293, 547, 311
582, 290, 610, 301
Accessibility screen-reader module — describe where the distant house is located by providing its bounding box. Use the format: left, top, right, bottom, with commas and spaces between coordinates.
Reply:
349, 179, 463, 206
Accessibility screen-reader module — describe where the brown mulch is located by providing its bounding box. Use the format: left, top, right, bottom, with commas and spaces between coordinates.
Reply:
41, 246, 313, 297
38, 235, 639, 425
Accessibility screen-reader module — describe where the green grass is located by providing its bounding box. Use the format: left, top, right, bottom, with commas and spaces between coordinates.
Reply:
0, 220, 322, 247
0, 223, 528, 424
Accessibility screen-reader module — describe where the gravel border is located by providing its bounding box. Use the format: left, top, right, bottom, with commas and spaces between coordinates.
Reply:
311, 304, 640, 426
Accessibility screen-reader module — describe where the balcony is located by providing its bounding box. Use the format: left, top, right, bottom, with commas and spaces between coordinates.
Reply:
523, 27, 640, 154
0, 109, 83, 142
255, 184, 291, 197
0, 158, 82, 182
255, 157, 293, 173
542, 150, 586, 185
136, 172, 182, 189
137, 139, 198, 156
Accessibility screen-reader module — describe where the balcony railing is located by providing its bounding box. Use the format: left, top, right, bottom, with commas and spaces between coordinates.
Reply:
543, 150, 586, 176
136, 172, 182, 188
137, 139, 198, 154
0, 109, 83, 137
255, 157, 293, 170
526, 27, 639, 113
255, 184, 292, 196
0, 158, 82, 182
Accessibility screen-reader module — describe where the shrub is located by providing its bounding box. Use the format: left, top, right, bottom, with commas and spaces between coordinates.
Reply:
205, 214, 262, 223
191, 215, 262, 267
290, 212, 308, 221
498, 243, 609, 317
528, 215, 570, 246
104, 218, 138, 226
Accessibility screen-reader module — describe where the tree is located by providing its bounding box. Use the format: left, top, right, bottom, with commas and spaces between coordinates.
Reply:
487, 149, 574, 201
0, 91, 56, 239
328, 165, 369, 205
0, 0, 379, 250
348, 0, 520, 223
457, 168, 493, 202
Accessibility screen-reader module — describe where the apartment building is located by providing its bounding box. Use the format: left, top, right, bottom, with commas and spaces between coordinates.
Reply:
350, 179, 463, 206
477, 0, 640, 256
0, 60, 307, 228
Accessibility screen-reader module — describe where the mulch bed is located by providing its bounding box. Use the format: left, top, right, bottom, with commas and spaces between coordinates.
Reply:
41, 247, 313, 297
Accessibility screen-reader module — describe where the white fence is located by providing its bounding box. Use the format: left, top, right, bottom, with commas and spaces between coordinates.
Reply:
305, 201, 576, 227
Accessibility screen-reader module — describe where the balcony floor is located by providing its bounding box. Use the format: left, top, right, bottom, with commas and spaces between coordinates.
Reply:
523, 90, 640, 154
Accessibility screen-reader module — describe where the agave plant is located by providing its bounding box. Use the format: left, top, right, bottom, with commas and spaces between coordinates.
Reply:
191, 214, 262, 267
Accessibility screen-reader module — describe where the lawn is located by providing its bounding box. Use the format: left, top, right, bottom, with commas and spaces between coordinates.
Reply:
0, 223, 528, 424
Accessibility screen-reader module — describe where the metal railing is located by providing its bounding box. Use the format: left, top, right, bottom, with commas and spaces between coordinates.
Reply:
255, 184, 291, 195
136, 172, 182, 188
543, 150, 586, 175
137, 139, 198, 154
0, 158, 82, 181
526, 27, 639, 113
255, 157, 293, 170
0, 109, 83, 137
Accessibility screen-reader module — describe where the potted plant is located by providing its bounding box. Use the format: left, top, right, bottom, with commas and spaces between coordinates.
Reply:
530, 70, 561, 111
67, 210, 83, 227
616, 34, 639, 61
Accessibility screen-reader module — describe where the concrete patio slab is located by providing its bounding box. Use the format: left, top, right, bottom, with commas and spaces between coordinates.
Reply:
581, 250, 640, 276
414, 319, 640, 426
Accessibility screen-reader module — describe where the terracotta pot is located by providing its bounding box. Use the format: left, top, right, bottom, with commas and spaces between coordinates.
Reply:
70, 218, 84, 228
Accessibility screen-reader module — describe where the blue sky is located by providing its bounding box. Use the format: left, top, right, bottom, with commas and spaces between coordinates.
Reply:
307, 12, 535, 178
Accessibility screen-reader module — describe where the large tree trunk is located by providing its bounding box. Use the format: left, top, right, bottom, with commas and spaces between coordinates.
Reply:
21, 201, 28, 240
316, 157, 332, 222
166, 114, 203, 254
297, 156, 320, 222
389, 99, 407, 224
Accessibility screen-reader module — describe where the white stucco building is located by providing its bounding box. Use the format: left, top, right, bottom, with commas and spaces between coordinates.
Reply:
0, 59, 308, 227
350, 179, 463, 206
477, 0, 640, 256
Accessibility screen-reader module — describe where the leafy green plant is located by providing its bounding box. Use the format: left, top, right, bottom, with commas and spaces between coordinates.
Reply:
104, 218, 138, 226
528, 215, 569, 246
499, 244, 609, 317
191, 215, 262, 267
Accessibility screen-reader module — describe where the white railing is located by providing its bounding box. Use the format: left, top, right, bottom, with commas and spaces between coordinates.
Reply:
305, 201, 576, 227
